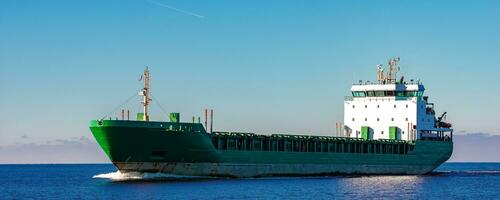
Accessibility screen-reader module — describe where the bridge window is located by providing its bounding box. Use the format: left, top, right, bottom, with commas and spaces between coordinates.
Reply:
384, 91, 395, 96
354, 91, 424, 97
374, 91, 384, 97
352, 91, 366, 97
396, 91, 424, 97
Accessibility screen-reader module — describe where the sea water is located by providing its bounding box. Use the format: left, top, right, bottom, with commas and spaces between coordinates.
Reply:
1, 163, 499, 199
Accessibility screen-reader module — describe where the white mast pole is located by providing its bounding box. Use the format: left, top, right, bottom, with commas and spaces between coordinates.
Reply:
141, 67, 151, 121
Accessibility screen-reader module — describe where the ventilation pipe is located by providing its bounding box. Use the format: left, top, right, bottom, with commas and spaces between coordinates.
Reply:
205, 109, 208, 130
210, 109, 214, 133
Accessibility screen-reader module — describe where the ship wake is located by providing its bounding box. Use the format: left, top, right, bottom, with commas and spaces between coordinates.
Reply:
93, 171, 214, 182
435, 170, 500, 175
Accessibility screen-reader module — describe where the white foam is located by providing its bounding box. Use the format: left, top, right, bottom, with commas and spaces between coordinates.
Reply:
438, 170, 500, 174
93, 171, 207, 181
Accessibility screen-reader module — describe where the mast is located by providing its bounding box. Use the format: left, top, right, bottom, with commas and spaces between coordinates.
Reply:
376, 64, 384, 83
139, 67, 151, 121
386, 57, 400, 83
376, 57, 400, 84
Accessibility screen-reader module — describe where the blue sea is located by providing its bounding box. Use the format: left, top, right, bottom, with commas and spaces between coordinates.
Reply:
1, 163, 499, 199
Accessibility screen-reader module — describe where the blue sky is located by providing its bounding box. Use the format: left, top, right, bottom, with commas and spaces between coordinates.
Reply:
1, 0, 500, 160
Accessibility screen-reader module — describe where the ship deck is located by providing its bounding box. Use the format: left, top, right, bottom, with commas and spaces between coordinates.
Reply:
210, 131, 417, 155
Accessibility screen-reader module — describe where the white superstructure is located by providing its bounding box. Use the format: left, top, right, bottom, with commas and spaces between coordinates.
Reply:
343, 58, 452, 141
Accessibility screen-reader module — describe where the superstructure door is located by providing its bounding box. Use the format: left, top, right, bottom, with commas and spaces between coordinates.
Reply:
389, 126, 398, 140
361, 126, 369, 140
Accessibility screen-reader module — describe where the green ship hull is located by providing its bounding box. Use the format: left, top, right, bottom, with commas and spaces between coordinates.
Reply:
90, 120, 453, 177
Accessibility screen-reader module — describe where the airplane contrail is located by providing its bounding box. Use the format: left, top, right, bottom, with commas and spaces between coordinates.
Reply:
147, 0, 205, 19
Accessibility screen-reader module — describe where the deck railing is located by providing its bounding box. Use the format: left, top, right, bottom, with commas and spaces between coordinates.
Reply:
344, 96, 421, 101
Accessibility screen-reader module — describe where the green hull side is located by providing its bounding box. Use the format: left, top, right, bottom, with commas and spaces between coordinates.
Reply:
90, 120, 220, 163
90, 120, 452, 176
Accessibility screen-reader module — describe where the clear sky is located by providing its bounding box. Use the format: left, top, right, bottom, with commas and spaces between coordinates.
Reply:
1, 0, 500, 150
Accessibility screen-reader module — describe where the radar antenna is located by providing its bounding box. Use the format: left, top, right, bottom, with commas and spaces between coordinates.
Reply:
386, 57, 400, 83
376, 64, 385, 83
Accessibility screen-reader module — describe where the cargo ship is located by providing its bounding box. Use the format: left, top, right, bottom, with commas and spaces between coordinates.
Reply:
90, 58, 453, 177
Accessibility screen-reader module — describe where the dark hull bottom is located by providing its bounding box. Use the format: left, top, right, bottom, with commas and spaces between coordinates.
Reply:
114, 162, 438, 178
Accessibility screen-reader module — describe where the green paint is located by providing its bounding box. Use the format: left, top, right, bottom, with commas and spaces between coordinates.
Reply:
136, 113, 144, 121
361, 126, 369, 140
170, 113, 180, 123
389, 126, 397, 140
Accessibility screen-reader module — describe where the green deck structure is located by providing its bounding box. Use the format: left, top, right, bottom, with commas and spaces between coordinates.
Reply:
361, 126, 369, 140
389, 126, 397, 140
